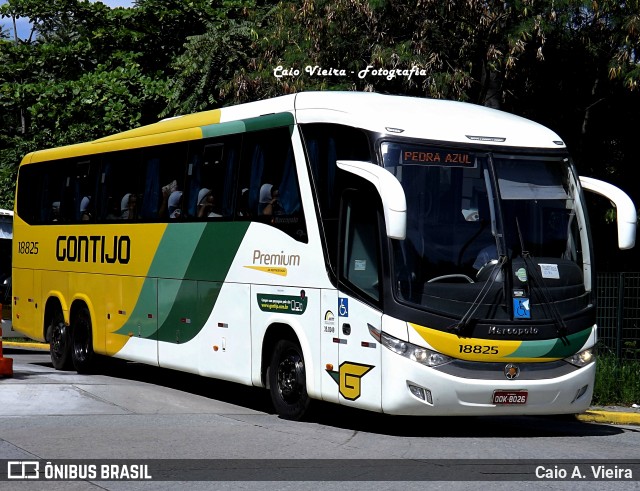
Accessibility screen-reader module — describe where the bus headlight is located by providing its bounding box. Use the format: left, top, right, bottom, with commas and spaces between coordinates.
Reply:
564, 348, 595, 367
380, 331, 453, 367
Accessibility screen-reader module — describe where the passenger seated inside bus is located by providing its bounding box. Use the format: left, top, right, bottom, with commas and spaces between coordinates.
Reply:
51, 201, 60, 222
120, 193, 138, 220
168, 191, 182, 219
158, 185, 183, 220
259, 183, 282, 216
197, 188, 222, 218
80, 196, 91, 221
237, 188, 250, 217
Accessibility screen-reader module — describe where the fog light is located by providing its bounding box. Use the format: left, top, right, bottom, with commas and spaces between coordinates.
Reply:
573, 384, 589, 403
408, 383, 433, 405
408, 384, 424, 399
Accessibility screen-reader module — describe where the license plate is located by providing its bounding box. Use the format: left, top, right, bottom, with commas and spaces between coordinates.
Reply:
492, 390, 528, 405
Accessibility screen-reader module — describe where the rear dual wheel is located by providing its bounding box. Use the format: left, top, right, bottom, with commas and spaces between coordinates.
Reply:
48, 306, 95, 373
49, 310, 72, 371
71, 306, 95, 373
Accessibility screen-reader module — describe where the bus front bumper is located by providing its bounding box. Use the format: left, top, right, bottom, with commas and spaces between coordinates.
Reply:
380, 349, 595, 416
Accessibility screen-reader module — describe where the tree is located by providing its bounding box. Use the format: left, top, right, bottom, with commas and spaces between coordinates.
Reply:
0, 0, 169, 207
161, 17, 259, 116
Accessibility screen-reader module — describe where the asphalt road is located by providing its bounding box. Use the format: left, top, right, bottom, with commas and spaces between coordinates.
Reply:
1, 347, 639, 490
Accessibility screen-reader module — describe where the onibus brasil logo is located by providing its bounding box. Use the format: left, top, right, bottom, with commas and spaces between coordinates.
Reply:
326, 362, 374, 401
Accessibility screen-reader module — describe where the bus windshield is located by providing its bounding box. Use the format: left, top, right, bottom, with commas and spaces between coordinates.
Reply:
381, 141, 591, 321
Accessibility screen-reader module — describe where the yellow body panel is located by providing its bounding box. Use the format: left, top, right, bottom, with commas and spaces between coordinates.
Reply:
12, 215, 167, 347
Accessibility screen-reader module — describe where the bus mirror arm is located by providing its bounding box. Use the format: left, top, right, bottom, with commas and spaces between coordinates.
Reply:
579, 176, 637, 250
336, 160, 407, 240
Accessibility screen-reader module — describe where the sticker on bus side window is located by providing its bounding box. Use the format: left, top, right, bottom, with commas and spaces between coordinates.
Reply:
354, 259, 366, 271
539, 263, 560, 279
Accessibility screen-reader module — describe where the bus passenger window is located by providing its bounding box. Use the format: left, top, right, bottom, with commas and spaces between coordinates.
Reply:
341, 191, 381, 302
237, 127, 307, 242
144, 142, 188, 221
300, 123, 372, 270
101, 150, 144, 222
185, 139, 237, 219
60, 159, 98, 223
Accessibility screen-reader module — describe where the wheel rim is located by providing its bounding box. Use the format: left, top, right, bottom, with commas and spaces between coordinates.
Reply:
51, 323, 66, 359
276, 348, 305, 404
73, 319, 90, 363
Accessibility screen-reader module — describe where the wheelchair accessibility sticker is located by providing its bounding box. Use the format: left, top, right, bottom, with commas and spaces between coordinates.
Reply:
338, 298, 349, 317
513, 298, 531, 319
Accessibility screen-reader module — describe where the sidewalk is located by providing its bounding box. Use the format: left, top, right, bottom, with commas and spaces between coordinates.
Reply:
4, 340, 640, 425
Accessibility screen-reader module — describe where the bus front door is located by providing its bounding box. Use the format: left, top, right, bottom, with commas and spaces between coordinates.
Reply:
336, 295, 382, 412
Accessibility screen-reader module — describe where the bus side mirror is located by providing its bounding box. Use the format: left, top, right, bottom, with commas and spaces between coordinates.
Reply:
336, 160, 407, 240
580, 176, 637, 250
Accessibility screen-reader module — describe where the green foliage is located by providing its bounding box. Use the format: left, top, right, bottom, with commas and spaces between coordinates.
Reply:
24, 53, 168, 145
161, 18, 259, 116
593, 350, 640, 406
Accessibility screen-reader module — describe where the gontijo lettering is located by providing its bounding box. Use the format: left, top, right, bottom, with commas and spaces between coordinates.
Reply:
56, 235, 130, 264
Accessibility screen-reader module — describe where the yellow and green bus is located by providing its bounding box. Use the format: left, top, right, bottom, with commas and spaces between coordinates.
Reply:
13, 92, 636, 419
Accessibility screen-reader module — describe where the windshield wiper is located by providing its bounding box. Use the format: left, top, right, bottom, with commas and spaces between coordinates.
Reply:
450, 167, 506, 336
515, 218, 569, 342
450, 254, 507, 337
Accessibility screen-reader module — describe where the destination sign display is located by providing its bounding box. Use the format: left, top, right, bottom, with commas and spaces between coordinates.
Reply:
401, 147, 476, 167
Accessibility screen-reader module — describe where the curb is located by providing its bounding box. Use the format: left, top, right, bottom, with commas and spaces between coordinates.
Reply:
576, 410, 640, 426
4, 341, 50, 351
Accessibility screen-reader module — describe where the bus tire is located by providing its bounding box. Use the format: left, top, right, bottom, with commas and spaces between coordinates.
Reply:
268, 339, 310, 420
49, 310, 72, 371
71, 306, 95, 374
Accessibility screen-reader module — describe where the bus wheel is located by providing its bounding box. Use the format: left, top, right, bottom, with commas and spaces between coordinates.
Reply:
49, 310, 72, 370
71, 306, 95, 374
268, 339, 310, 420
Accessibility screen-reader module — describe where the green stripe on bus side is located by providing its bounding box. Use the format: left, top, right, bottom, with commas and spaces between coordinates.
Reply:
115, 222, 250, 344
184, 222, 249, 280
156, 222, 249, 343
113, 224, 205, 338
157, 278, 199, 344
200, 113, 294, 139
243, 112, 294, 132
509, 327, 592, 359
201, 120, 246, 138
149, 224, 207, 278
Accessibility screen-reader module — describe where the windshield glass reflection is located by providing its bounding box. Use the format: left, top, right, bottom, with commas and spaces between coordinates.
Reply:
381, 141, 589, 321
